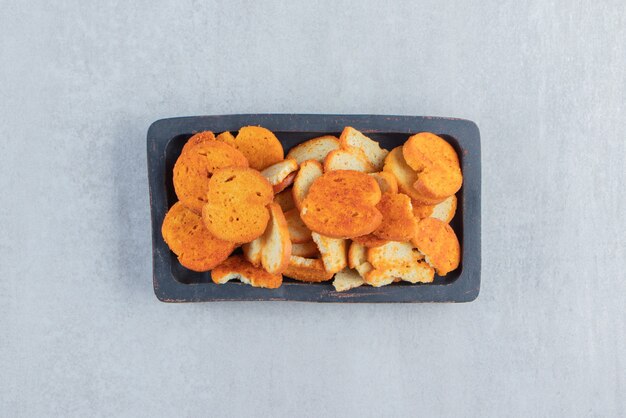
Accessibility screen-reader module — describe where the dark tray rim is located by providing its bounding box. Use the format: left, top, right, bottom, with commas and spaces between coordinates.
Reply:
148, 114, 481, 303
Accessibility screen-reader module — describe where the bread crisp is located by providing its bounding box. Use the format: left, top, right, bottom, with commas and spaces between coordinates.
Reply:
348, 241, 373, 278
332, 268, 365, 292
402, 132, 462, 200
324, 148, 375, 173
363, 241, 433, 286
369, 172, 398, 194
383, 146, 447, 205
284, 256, 334, 282
161, 202, 235, 272
212, 255, 282, 289
181, 131, 215, 156
260, 203, 291, 274
216, 131, 236, 143
227, 126, 285, 171
273, 172, 297, 194
274, 188, 296, 212
372, 192, 418, 241
311, 232, 347, 274
286, 135, 340, 164
284, 208, 313, 243
300, 170, 383, 238
364, 262, 434, 287
366, 241, 423, 270
339, 127, 389, 170
292, 159, 324, 210
242, 236, 263, 266
202, 167, 273, 243
291, 241, 319, 258
411, 217, 460, 275
351, 234, 389, 248
173, 140, 248, 213
261, 158, 298, 187
412, 195, 457, 223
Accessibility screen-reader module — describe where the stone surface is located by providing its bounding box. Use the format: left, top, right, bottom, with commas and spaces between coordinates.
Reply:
1, 0, 625, 416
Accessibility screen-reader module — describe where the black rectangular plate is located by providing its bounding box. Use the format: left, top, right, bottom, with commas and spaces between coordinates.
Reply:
148, 114, 481, 302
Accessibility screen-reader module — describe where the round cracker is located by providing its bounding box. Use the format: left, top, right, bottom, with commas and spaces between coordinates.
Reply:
372, 192, 418, 241
173, 140, 248, 213
411, 217, 460, 276
300, 170, 382, 238
231, 126, 284, 170
202, 167, 273, 243
161, 202, 235, 272
180, 131, 216, 156
402, 133, 462, 199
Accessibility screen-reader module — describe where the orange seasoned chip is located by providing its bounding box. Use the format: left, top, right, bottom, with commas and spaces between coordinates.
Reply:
369, 172, 398, 194
181, 131, 215, 156
402, 132, 462, 200
300, 170, 382, 238
173, 140, 248, 213
411, 217, 460, 276
229, 126, 284, 170
274, 187, 296, 212
284, 256, 334, 282
161, 202, 235, 272
351, 234, 389, 248
383, 146, 447, 205
412, 195, 457, 223
216, 131, 236, 144
212, 255, 282, 289
372, 192, 418, 241
202, 167, 273, 243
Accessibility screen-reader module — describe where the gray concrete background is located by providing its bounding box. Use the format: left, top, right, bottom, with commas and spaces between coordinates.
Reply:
1, 0, 625, 416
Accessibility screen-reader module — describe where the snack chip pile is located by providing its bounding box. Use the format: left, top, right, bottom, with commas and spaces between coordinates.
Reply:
162, 126, 462, 291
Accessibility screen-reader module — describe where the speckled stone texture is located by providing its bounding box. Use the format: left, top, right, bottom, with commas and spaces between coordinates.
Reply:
1, 1, 625, 416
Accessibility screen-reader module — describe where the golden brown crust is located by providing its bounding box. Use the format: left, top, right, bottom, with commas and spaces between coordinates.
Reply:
274, 188, 296, 212
161, 202, 235, 272
231, 126, 284, 170
181, 131, 215, 156
272, 171, 297, 194
284, 256, 334, 282
411, 217, 460, 276
173, 140, 248, 213
216, 130, 236, 144
402, 133, 462, 200
284, 208, 312, 243
351, 234, 389, 248
202, 167, 273, 243
413, 195, 457, 223
369, 172, 398, 194
212, 255, 282, 289
383, 146, 447, 205
372, 192, 418, 241
300, 170, 383, 238
411, 201, 435, 219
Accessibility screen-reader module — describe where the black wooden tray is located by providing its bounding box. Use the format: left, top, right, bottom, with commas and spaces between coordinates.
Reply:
148, 114, 481, 302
